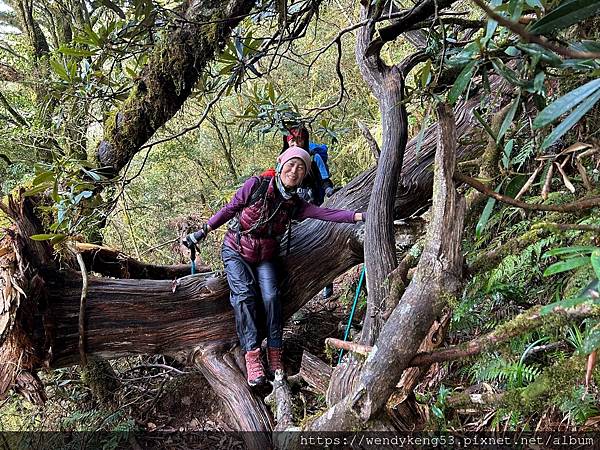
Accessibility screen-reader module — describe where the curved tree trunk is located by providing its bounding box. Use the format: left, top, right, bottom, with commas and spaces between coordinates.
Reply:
96, 0, 257, 175
355, 2, 409, 348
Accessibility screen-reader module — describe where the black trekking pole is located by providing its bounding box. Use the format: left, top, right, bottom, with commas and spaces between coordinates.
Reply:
190, 244, 197, 275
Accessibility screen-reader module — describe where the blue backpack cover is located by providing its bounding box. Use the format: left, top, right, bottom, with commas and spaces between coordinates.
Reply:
308, 142, 329, 163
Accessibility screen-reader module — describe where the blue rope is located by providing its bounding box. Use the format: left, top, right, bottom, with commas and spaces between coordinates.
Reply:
338, 264, 366, 364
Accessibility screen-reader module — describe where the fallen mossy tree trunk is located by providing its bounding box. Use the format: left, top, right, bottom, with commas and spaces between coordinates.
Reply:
0, 96, 482, 439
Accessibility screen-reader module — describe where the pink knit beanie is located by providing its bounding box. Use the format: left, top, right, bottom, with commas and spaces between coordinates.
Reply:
277, 146, 311, 173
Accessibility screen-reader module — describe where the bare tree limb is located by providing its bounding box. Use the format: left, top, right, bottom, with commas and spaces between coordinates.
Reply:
410, 304, 600, 367
356, 120, 380, 160
307, 38, 346, 116
326, 337, 372, 356
75, 242, 209, 279
74, 249, 88, 367
0, 90, 28, 126
0, 154, 13, 166
455, 172, 600, 212
471, 0, 600, 59
367, 0, 458, 56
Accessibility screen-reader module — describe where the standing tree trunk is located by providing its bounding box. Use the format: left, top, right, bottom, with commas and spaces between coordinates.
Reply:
356, 3, 408, 347
309, 103, 465, 430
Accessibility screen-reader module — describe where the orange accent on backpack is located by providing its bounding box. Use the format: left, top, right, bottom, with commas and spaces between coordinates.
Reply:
261, 167, 276, 177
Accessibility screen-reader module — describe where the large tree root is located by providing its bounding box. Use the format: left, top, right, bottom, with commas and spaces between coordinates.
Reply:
194, 344, 272, 447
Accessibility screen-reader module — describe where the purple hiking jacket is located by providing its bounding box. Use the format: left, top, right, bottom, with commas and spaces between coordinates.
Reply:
207, 176, 356, 263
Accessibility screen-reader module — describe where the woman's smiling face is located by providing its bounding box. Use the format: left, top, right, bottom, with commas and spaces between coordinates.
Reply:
280, 158, 306, 188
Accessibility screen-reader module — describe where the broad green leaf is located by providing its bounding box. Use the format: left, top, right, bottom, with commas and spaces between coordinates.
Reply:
49, 58, 70, 82
504, 46, 520, 56
30, 233, 64, 241
517, 43, 562, 66
543, 246, 597, 258
529, 0, 600, 35
58, 45, 97, 57
484, 0, 503, 42
541, 294, 593, 314
533, 72, 545, 94
504, 174, 527, 198
497, 93, 521, 142
51, 180, 59, 203
50, 234, 67, 245
67, 60, 78, 81
448, 60, 478, 105
508, 0, 523, 21
541, 88, 600, 150
591, 249, 600, 280
73, 191, 93, 204
420, 59, 432, 87
57, 204, 66, 224
83, 23, 102, 47
32, 171, 55, 186
125, 66, 138, 79
445, 43, 479, 67
415, 107, 431, 162
431, 405, 444, 419
501, 139, 514, 169
218, 63, 236, 76
525, 0, 543, 8
543, 255, 590, 276
583, 322, 600, 354
23, 183, 51, 197
82, 168, 102, 181
491, 58, 525, 86
473, 109, 498, 141
476, 183, 502, 238
234, 36, 244, 59
533, 78, 600, 128
268, 83, 275, 102
218, 51, 237, 63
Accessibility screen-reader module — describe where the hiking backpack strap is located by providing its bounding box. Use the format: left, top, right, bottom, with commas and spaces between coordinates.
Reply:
249, 176, 271, 205
234, 176, 272, 245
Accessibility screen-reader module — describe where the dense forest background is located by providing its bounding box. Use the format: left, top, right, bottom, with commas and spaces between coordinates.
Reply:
1, 0, 600, 447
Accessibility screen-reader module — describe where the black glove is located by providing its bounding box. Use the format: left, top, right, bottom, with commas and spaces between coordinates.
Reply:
324, 187, 334, 198
183, 224, 208, 249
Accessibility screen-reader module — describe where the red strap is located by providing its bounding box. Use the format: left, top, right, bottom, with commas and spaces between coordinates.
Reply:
261, 167, 276, 177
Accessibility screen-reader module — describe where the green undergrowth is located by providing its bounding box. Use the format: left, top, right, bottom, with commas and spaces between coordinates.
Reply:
435, 185, 600, 430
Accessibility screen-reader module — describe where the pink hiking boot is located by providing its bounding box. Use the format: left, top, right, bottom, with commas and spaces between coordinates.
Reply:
244, 348, 266, 386
267, 347, 285, 380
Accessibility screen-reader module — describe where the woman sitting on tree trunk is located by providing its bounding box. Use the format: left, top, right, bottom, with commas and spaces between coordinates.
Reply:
184, 146, 365, 386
